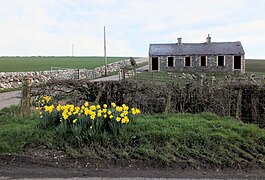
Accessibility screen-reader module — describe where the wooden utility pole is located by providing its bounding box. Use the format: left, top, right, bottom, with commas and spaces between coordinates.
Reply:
104, 26, 107, 76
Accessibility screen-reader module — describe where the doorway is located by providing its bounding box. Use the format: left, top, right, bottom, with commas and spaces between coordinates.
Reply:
234, 56, 241, 70
152, 57, 159, 71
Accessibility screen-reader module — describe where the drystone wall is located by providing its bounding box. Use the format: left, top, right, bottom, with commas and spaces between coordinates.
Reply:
0, 58, 147, 89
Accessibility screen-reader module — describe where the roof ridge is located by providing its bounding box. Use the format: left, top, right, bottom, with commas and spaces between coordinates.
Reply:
150, 41, 242, 45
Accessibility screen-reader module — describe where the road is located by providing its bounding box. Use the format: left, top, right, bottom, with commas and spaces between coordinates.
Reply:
92, 65, 148, 82
0, 91, 20, 110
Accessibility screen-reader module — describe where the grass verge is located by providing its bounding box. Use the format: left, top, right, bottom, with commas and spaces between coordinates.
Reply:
0, 108, 264, 168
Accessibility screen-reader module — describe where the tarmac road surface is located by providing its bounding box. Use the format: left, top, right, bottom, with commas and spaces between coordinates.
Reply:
0, 90, 20, 110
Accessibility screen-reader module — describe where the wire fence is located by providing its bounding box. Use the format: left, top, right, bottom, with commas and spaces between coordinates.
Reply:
135, 71, 265, 85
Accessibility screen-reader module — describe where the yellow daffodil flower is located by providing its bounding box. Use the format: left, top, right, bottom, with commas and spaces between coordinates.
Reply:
111, 102, 116, 108
97, 112, 102, 117
56, 104, 61, 111
84, 101, 89, 107
108, 110, 112, 115
73, 119, 77, 124
122, 116, 130, 124
116, 117, 121, 122
90, 105, 96, 111
116, 106, 123, 112
122, 104, 129, 111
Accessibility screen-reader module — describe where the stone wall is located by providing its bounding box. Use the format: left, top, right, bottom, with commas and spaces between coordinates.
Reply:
0, 58, 147, 89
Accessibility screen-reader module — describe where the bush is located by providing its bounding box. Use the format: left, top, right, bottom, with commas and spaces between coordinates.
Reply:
35, 96, 141, 145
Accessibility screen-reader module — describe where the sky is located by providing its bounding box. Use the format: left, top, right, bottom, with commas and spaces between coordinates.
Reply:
0, 0, 265, 59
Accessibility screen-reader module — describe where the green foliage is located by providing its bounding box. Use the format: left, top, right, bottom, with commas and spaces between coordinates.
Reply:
1, 106, 265, 168
0, 56, 128, 72
0, 108, 39, 153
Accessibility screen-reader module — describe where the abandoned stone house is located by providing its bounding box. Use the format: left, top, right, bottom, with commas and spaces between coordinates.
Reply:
149, 35, 245, 73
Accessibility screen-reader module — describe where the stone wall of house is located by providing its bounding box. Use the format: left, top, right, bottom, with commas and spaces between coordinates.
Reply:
0, 58, 147, 89
151, 55, 245, 73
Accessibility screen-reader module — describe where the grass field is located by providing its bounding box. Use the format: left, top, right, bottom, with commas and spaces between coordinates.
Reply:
0, 56, 128, 72
0, 57, 264, 74
245, 59, 265, 75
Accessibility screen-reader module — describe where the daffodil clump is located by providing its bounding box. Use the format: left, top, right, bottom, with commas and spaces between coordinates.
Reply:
35, 96, 141, 142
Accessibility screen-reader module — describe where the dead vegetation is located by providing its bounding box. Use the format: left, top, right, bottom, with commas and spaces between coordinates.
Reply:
33, 79, 265, 127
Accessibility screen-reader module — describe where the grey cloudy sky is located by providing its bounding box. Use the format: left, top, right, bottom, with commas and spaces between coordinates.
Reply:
0, 0, 265, 58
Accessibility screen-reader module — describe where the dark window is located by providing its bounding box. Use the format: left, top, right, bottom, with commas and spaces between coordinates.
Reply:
200, 56, 207, 66
168, 57, 174, 67
217, 56, 225, 66
234, 56, 241, 69
152, 57, 158, 70
185, 57, 191, 67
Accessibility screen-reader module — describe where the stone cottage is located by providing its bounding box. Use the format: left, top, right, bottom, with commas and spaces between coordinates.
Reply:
148, 35, 245, 73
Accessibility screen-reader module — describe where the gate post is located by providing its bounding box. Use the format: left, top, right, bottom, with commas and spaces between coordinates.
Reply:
132, 68, 136, 79
20, 76, 32, 117
119, 67, 126, 81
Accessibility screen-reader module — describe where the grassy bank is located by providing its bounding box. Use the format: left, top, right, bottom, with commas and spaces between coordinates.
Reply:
127, 113, 265, 167
0, 107, 265, 168
0, 56, 128, 72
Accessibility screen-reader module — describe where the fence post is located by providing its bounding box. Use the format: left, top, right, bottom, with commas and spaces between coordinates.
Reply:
211, 76, 216, 85
20, 76, 32, 117
165, 90, 172, 113
95, 84, 106, 104
132, 68, 136, 80
200, 74, 205, 86
235, 88, 242, 121
119, 68, 126, 81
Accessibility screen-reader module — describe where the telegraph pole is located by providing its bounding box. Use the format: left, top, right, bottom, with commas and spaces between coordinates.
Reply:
104, 26, 107, 76
72, 43, 74, 56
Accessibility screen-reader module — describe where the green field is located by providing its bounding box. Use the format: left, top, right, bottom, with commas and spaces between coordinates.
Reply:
0, 57, 264, 74
0, 56, 128, 72
245, 59, 265, 75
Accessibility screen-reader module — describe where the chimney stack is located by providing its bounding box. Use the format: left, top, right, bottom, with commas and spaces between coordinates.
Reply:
206, 34, 211, 44
177, 37, 182, 45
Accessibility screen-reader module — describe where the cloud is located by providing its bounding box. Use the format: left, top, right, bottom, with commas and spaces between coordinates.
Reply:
0, 0, 264, 58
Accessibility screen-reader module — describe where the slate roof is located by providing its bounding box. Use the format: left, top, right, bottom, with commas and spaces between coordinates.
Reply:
149, 42, 245, 56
